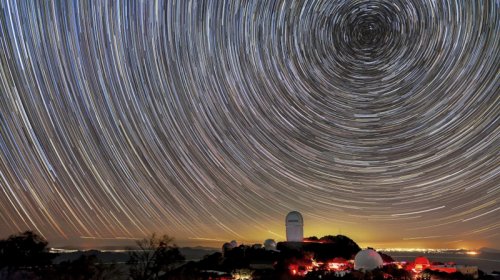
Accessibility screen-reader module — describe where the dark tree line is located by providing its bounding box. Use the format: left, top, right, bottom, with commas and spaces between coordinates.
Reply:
0, 231, 55, 279
0, 231, 184, 280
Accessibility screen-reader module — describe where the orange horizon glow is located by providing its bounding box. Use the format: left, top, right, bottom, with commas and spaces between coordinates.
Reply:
47, 234, 495, 251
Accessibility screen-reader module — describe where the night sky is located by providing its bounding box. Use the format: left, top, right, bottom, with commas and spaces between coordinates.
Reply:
0, 1, 498, 249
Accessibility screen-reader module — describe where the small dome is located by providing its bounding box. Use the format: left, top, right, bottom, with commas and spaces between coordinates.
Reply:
413, 256, 431, 272
222, 242, 234, 251
354, 249, 383, 271
252, 244, 262, 249
415, 256, 430, 265
264, 239, 277, 250
230, 240, 238, 248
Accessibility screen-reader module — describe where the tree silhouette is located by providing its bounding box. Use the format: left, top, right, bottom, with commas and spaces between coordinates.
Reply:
127, 233, 185, 280
0, 230, 56, 278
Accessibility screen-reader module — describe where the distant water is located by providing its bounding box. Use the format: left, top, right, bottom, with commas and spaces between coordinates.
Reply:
383, 251, 500, 274
53, 247, 218, 264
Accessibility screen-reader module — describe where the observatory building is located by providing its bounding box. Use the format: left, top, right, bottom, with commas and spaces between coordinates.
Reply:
354, 249, 383, 271
285, 211, 304, 242
263, 239, 277, 251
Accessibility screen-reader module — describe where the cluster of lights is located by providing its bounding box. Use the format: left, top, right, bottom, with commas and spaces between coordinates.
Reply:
289, 257, 353, 276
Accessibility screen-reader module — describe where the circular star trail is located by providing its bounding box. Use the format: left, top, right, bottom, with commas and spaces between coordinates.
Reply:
0, 0, 498, 247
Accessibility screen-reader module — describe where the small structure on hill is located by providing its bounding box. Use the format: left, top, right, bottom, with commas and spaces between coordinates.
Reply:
263, 239, 277, 251
222, 241, 238, 256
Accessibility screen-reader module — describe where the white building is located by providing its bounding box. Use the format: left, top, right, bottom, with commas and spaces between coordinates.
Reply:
264, 239, 277, 250
285, 211, 304, 242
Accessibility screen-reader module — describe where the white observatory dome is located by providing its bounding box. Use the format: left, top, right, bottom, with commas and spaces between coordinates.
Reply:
285, 211, 304, 242
229, 240, 238, 248
222, 242, 234, 251
263, 239, 277, 250
222, 242, 235, 257
354, 249, 383, 271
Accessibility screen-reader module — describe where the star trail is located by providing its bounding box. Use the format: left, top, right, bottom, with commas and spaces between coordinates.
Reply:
0, 0, 498, 249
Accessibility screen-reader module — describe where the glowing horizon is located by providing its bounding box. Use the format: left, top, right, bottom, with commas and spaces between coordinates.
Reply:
0, 1, 497, 250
